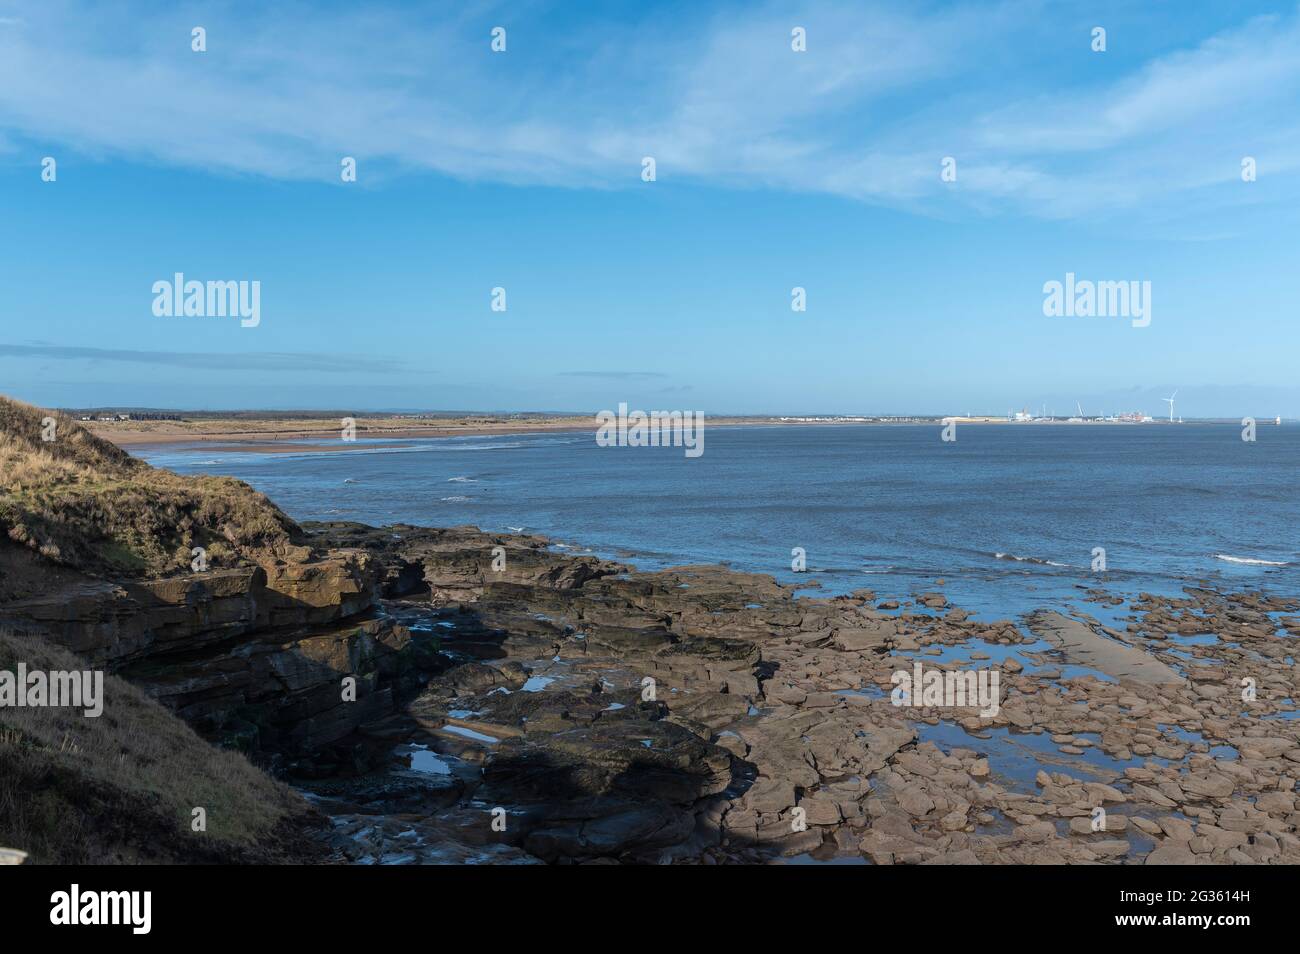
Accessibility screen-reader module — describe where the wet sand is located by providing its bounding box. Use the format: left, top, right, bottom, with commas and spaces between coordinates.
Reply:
90, 415, 1203, 455
91, 420, 593, 450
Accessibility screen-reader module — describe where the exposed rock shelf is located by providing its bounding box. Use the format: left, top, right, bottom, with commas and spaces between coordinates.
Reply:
3, 393, 1297, 864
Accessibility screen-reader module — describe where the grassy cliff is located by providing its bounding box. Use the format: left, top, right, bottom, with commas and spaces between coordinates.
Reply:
0, 395, 305, 580
0, 396, 327, 863
0, 627, 323, 863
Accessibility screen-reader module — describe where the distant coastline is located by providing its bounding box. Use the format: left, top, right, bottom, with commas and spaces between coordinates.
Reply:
86, 413, 1269, 453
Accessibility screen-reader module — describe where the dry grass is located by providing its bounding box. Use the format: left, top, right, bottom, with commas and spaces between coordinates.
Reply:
0, 628, 322, 863
0, 395, 305, 577
0, 398, 328, 863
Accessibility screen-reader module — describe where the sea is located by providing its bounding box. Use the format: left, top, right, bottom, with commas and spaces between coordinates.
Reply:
139, 423, 1299, 623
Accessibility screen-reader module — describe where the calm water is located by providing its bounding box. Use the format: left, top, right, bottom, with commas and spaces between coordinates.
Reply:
140, 424, 1299, 620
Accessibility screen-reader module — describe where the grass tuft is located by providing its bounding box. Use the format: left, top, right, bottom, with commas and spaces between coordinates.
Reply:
0, 395, 306, 578
0, 627, 323, 863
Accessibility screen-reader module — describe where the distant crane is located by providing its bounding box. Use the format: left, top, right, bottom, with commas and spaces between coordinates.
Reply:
1162, 389, 1178, 423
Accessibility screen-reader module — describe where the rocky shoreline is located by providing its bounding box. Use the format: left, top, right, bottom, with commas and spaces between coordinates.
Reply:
14, 512, 1295, 864
3, 394, 1298, 866
302, 526, 1300, 864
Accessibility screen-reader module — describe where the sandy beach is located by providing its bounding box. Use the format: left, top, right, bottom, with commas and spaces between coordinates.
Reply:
86, 414, 1179, 454
85, 416, 596, 448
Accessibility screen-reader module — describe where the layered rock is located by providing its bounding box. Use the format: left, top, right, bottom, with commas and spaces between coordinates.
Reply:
297, 542, 1300, 865
1, 551, 379, 668
4, 440, 1297, 864
301, 521, 623, 600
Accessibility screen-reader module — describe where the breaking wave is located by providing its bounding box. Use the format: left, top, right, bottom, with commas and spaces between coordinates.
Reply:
993, 552, 1071, 568
1214, 554, 1289, 566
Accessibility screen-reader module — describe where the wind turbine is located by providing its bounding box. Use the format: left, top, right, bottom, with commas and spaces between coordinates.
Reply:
1162, 389, 1178, 423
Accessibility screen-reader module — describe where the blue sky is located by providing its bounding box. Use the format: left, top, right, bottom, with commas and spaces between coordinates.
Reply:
2, 0, 1299, 416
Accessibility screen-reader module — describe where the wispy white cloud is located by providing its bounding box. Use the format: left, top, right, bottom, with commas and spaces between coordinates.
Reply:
2, 0, 1297, 227
559, 371, 669, 380
0, 342, 422, 373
